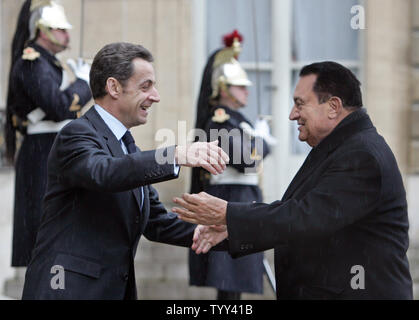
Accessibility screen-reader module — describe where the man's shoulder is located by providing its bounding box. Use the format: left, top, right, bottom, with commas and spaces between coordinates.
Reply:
51, 112, 103, 158
333, 127, 396, 171
13, 50, 53, 79
60, 112, 97, 137
349, 126, 391, 154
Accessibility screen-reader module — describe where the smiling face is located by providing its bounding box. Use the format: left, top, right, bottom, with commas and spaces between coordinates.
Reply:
289, 74, 336, 147
116, 58, 160, 128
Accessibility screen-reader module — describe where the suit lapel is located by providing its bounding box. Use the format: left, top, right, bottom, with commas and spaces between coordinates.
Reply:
85, 107, 143, 210
282, 109, 374, 201
85, 107, 124, 157
282, 146, 328, 200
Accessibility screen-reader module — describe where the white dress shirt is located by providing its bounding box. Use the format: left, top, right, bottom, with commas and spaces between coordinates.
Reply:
94, 104, 145, 209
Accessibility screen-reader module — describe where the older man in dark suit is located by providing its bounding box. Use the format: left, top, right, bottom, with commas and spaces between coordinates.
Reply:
174, 61, 413, 299
22, 42, 228, 300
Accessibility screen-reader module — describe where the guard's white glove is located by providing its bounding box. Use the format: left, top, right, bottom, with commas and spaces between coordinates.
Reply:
240, 122, 257, 138
67, 58, 90, 84
254, 118, 277, 146
240, 119, 277, 146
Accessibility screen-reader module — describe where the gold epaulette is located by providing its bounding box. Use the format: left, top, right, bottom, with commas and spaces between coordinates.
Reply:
22, 47, 40, 61
212, 108, 230, 123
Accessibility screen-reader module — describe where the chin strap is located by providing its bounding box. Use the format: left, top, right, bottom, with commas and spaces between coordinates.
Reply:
219, 82, 244, 108
38, 25, 68, 50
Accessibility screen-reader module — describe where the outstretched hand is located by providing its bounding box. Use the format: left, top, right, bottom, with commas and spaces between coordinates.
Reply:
192, 225, 228, 254
175, 140, 229, 175
173, 192, 228, 225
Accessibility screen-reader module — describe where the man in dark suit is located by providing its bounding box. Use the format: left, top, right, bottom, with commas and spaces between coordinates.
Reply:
22, 42, 228, 300
174, 61, 413, 299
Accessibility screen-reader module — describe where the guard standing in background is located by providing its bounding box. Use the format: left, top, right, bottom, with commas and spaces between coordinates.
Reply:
5, 0, 92, 268
189, 30, 276, 300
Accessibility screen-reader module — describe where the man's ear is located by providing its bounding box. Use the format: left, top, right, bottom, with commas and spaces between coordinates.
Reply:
106, 77, 121, 99
328, 96, 343, 119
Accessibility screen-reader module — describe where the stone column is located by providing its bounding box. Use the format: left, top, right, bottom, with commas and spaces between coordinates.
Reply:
364, 0, 411, 175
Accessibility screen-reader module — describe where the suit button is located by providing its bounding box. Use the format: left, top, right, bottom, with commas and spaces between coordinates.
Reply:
135, 216, 140, 224
123, 274, 129, 281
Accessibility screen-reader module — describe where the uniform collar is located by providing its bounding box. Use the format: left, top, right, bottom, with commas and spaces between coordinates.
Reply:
282, 108, 374, 200
314, 108, 373, 155
30, 42, 62, 68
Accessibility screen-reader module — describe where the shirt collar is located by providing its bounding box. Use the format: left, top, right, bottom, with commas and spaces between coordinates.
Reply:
94, 104, 127, 141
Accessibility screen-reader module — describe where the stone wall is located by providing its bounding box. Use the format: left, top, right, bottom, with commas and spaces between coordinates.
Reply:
365, 0, 411, 175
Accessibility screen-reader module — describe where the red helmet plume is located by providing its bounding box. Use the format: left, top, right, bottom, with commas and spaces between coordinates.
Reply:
222, 29, 243, 48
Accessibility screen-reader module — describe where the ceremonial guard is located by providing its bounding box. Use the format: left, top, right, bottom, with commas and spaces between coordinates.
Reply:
5, 0, 92, 267
189, 30, 276, 299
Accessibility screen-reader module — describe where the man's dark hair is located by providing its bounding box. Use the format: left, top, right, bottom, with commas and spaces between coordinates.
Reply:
299, 61, 363, 108
90, 42, 154, 99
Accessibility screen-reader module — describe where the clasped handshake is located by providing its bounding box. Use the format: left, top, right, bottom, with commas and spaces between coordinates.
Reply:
173, 140, 230, 254
173, 140, 231, 255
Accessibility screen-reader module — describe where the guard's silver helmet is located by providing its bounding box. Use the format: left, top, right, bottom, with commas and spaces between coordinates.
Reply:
29, 0, 72, 42
210, 31, 252, 100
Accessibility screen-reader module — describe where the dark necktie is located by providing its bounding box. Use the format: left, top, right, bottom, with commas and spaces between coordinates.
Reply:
122, 130, 136, 154
122, 130, 143, 210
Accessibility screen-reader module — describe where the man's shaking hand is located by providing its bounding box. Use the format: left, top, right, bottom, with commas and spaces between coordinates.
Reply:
173, 192, 228, 225
175, 140, 229, 175
192, 225, 228, 254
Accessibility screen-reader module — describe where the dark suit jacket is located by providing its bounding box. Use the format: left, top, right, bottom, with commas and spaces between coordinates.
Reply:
22, 107, 195, 300
226, 109, 413, 299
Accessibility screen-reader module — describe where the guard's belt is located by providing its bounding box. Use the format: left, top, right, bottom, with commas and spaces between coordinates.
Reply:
20, 107, 71, 134
210, 166, 259, 186
27, 119, 71, 134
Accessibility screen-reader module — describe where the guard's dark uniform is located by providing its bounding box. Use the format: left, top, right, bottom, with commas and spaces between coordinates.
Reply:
9, 43, 92, 266
189, 105, 270, 294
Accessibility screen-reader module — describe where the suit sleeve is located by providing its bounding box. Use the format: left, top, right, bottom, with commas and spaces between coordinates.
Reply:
226, 150, 382, 257
143, 185, 195, 247
17, 60, 91, 121
55, 121, 179, 192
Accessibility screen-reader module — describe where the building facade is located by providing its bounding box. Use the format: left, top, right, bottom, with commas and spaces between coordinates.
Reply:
0, 0, 417, 299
